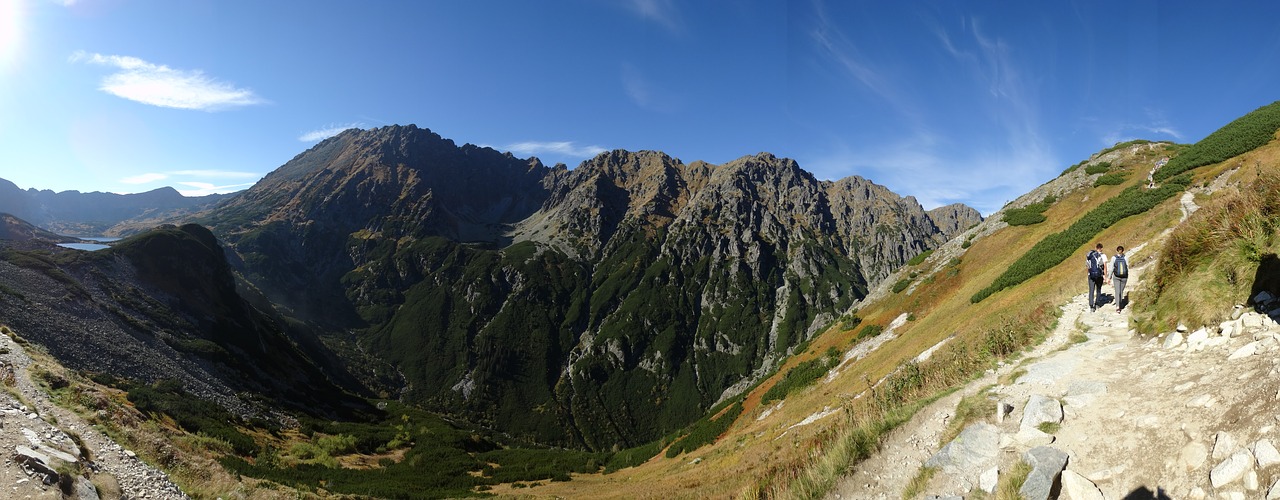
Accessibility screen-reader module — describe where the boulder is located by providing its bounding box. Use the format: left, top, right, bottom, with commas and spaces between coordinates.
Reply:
1012, 427, 1055, 447
13, 445, 59, 484
1187, 328, 1210, 347
1163, 331, 1184, 349
1211, 449, 1254, 488
925, 423, 1000, 480
1060, 469, 1104, 500
1228, 341, 1259, 360
76, 476, 101, 500
1269, 477, 1280, 500
1220, 322, 1237, 338
1255, 438, 1280, 468
979, 467, 999, 493
1214, 431, 1237, 460
1021, 394, 1064, 431
1020, 446, 1069, 500
1177, 323, 1190, 333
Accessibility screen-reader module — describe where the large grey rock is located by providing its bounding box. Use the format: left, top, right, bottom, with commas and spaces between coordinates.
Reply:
13, 445, 59, 484
1060, 469, 1104, 500
76, 476, 101, 500
1011, 427, 1055, 447
1187, 328, 1210, 347
1020, 446, 1069, 500
925, 423, 1000, 480
1021, 394, 1064, 431
1163, 330, 1184, 349
1228, 341, 1259, 360
1211, 449, 1254, 488
1256, 438, 1280, 468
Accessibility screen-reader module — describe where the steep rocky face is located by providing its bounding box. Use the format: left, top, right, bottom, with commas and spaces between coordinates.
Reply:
193, 125, 980, 449
205, 125, 554, 323
928, 203, 983, 240
0, 178, 227, 236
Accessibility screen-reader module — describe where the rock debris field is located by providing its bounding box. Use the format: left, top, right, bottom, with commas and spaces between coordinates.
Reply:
833, 256, 1280, 499
0, 330, 187, 499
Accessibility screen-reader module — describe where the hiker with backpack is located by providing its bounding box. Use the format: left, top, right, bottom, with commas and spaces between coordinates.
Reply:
1086, 243, 1109, 312
1113, 245, 1129, 311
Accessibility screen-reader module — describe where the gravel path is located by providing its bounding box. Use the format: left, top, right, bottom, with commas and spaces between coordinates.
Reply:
0, 329, 189, 499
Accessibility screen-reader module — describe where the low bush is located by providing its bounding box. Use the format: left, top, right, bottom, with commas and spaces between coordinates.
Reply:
1155, 100, 1280, 181
664, 401, 744, 458
1093, 172, 1126, 187
891, 279, 911, 294
1084, 162, 1112, 175
906, 250, 933, 266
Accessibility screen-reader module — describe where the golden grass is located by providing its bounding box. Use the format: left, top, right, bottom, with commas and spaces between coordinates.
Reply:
520, 144, 1192, 499
939, 389, 995, 445
902, 466, 938, 500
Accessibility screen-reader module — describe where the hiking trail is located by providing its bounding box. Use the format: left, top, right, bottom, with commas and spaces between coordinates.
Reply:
830, 238, 1280, 499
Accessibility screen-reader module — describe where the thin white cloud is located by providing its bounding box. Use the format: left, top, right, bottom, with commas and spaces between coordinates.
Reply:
808, 0, 923, 128
504, 141, 607, 159
175, 181, 256, 197
119, 173, 168, 184
626, 0, 681, 32
621, 63, 678, 113
299, 122, 365, 142
47, 0, 77, 6
70, 51, 263, 111
169, 169, 261, 178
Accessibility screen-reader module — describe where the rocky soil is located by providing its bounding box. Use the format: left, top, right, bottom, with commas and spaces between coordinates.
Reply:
831, 238, 1280, 498
0, 328, 187, 499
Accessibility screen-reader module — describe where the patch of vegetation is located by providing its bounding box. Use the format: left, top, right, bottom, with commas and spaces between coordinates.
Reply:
940, 389, 996, 445
664, 400, 744, 458
1002, 195, 1057, 227
1093, 172, 1127, 187
838, 313, 862, 332
906, 249, 934, 266
1155, 100, 1280, 181
903, 466, 938, 500
1037, 421, 1061, 434
760, 348, 841, 404
1139, 172, 1280, 332
856, 323, 884, 341
1061, 160, 1087, 176
1084, 161, 1113, 175
125, 380, 260, 456
996, 460, 1034, 498
972, 175, 1192, 303
891, 279, 911, 294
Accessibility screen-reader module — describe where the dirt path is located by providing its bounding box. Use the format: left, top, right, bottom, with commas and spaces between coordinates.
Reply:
0, 329, 188, 499
831, 244, 1280, 498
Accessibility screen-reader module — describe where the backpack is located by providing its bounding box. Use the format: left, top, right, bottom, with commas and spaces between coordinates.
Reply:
1113, 254, 1128, 279
1087, 250, 1103, 279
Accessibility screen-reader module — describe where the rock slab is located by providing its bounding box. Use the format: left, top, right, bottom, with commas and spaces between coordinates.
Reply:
1020, 446, 1068, 500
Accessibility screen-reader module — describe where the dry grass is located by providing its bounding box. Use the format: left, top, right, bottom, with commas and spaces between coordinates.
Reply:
995, 460, 1033, 499
939, 389, 996, 445
902, 465, 937, 500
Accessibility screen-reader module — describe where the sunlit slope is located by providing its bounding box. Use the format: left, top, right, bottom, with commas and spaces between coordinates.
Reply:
519, 100, 1280, 498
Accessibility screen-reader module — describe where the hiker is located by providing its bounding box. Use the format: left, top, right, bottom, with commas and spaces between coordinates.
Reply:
1086, 243, 1109, 312
1113, 245, 1129, 311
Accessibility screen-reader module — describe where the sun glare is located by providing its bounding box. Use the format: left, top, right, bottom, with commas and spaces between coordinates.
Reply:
0, 0, 26, 70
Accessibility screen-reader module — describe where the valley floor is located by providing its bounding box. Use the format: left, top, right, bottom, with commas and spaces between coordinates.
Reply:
831, 248, 1280, 498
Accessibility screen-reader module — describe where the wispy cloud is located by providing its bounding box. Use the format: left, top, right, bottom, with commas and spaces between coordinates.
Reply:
70, 51, 264, 111
299, 122, 365, 142
503, 141, 607, 159
625, 0, 681, 32
175, 181, 256, 197
119, 173, 168, 184
621, 63, 678, 113
169, 169, 261, 178
1097, 109, 1183, 146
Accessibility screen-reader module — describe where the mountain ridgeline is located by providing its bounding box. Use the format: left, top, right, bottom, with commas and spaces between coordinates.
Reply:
189, 125, 980, 449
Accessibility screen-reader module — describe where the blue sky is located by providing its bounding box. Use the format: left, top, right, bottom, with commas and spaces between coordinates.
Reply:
2, 1, 1279, 214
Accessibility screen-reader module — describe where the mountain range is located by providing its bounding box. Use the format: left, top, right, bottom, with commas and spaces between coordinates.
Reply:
0, 124, 978, 450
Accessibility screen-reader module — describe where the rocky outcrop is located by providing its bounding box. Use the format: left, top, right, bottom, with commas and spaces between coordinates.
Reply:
927, 203, 983, 240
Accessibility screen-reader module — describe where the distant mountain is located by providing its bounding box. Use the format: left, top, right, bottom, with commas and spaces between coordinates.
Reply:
0, 178, 230, 236
193, 125, 981, 449
0, 213, 77, 244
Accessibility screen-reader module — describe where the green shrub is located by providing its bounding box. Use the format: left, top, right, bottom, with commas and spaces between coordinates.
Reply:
891, 279, 911, 294
1155, 101, 1280, 181
1093, 172, 1127, 187
1003, 195, 1056, 227
759, 350, 840, 404
906, 250, 933, 266
664, 401, 744, 458
1084, 162, 1112, 175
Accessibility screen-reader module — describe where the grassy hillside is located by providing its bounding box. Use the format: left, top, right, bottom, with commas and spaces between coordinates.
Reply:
519, 104, 1280, 498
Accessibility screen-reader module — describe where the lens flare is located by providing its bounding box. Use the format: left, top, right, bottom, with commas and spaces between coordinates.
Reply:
0, 0, 25, 71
